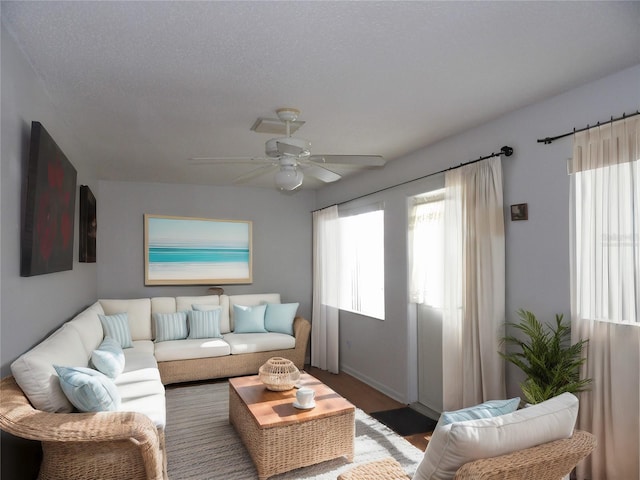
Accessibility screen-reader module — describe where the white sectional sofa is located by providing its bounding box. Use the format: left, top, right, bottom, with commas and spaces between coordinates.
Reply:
0, 293, 311, 480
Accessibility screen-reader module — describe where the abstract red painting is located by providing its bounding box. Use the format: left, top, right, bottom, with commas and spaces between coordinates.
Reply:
21, 122, 77, 276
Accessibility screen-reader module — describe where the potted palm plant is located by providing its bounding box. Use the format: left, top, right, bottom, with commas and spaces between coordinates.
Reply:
500, 309, 591, 404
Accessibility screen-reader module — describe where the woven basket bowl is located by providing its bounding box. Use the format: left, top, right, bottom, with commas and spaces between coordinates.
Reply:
258, 357, 301, 391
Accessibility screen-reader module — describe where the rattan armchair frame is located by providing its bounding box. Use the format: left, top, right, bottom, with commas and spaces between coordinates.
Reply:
338, 430, 596, 480
0, 371, 164, 479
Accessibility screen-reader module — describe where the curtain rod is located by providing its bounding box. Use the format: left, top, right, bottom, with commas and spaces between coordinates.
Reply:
313, 145, 514, 211
537, 110, 640, 145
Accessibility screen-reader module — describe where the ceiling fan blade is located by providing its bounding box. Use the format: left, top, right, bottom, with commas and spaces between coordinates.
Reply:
276, 141, 306, 156
233, 164, 279, 184
308, 155, 386, 167
300, 164, 342, 183
188, 156, 272, 165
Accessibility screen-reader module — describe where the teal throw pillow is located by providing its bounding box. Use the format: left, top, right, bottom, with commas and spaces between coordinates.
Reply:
187, 308, 222, 339
99, 313, 133, 348
264, 302, 299, 335
437, 397, 521, 428
154, 311, 188, 342
91, 336, 125, 378
54, 365, 121, 412
233, 304, 268, 333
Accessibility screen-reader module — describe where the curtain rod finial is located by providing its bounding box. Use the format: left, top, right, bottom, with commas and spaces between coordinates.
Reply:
501, 146, 514, 157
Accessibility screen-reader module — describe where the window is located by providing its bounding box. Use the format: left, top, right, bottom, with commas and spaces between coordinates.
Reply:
337, 206, 385, 319
409, 189, 445, 308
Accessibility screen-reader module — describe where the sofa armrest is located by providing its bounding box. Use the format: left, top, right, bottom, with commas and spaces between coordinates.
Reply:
292, 316, 311, 348
0, 376, 163, 478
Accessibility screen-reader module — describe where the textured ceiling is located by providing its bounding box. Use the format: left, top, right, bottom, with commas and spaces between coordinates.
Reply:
2, 1, 639, 190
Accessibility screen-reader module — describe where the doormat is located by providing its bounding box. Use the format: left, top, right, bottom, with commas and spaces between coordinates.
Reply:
370, 407, 438, 437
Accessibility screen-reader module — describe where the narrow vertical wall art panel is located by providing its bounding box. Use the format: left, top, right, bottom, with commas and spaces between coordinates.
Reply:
79, 185, 96, 263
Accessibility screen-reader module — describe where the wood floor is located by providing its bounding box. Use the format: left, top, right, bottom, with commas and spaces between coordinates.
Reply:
306, 366, 431, 451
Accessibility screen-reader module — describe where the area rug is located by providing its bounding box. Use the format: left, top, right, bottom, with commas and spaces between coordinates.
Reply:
370, 407, 438, 437
165, 380, 425, 479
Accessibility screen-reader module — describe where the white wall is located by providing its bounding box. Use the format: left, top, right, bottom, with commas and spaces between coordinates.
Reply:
1, 23, 99, 479
97, 181, 315, 319
316, 64, 640, 403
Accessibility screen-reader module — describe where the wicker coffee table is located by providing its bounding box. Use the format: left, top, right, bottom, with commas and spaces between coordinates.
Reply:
229, 372, 355, 479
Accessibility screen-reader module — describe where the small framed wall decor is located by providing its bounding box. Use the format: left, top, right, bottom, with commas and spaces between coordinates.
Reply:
79, 185, 97, 262
510, 203, 528, 221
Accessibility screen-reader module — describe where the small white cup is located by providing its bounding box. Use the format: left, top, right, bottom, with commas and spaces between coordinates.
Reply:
296, 387, 315, 407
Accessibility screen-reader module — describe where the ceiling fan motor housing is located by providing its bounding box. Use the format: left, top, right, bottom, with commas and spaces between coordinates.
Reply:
265, 137, 311, 158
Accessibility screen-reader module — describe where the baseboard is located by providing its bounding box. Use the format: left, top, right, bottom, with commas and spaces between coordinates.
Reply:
340, 364, 407, 405
409, 401, 440, 421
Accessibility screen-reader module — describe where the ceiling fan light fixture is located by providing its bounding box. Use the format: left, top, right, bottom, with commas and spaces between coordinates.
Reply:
274, 166, 303, 191
266, 137, 311, 158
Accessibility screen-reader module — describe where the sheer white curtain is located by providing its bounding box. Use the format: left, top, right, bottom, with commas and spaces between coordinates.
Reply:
311, 205, 340, 373
570, 116, 640, 480
442, 157, 506, 410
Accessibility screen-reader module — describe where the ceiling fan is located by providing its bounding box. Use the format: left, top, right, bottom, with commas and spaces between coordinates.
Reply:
190, 108, 386, 191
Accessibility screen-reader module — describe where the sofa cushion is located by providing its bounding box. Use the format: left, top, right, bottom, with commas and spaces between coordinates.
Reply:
11, 324, 89, 413
413, 392, 579, 480
151, 297, 177, 315
116, 348, 161, 383
99, 313, 133, 348
153, 311, 188, 342
178, 294, 232, 333
66, 301, 105, 356
176, 295, 219, 313
150, 297, 177, 338
233, 304, 268, 333
54, 365, 121, 412
187, 309, 222, 339
130, 340, 156, 355
153, 338, 231, 362
91, 337, 125, 378
436, 397, 520, 428
223, 332, 296, 354
114, 346, 165, 427
100, 298, 152, 341
264, 302, 299, 335
229, 293, 280, 331
120, 392, 166, 428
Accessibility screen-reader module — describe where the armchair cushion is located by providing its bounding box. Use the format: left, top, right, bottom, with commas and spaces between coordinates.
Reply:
413, 392, 579, 480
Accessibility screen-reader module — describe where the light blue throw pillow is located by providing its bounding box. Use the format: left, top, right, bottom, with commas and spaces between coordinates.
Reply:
192, 304, 219, 311
154, 311, 188, 342
91, 337, 125, 378
264, 302, 299, 335
437, 397, 521, 428
233, 304, 268, 333
99, 313, 133, 348
54, 365, 121, 412
187, 309, 222, 339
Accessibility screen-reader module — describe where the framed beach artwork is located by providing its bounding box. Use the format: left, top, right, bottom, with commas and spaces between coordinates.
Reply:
144, 214, 252, 285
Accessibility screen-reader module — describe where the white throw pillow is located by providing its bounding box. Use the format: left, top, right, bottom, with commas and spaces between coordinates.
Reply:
412, 392, 579, 480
